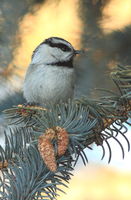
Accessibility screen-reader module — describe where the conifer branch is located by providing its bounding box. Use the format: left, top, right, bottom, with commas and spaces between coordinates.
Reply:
0, 65, 130, 199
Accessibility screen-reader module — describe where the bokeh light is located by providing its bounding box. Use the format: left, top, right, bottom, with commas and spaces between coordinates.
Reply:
100, 0, 131, 33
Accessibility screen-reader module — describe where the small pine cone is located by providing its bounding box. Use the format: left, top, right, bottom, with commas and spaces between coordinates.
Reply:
38, 134, 57, 172
56, 126, 69, 156
0, 160, 8, 169
45, 128, 56, 140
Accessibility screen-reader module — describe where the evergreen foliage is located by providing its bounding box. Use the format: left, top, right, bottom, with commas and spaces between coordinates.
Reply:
0, 65, 131, 199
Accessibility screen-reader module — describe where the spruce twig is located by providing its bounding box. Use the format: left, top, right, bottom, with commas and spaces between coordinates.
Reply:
0, 65, 130, 199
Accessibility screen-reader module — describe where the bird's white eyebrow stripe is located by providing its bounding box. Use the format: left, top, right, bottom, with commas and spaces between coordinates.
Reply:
48, 42, 71, 51
44, 38, 71, 51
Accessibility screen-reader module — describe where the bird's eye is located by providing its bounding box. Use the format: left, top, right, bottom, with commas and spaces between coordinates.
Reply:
59, 44, 71, 52
61, 46, 68, 51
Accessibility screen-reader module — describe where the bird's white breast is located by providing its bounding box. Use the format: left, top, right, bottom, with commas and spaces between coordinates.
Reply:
23, 64, 74, 104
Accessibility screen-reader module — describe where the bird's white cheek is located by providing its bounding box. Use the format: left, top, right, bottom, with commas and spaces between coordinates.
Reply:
47, 49, 59, 60
63, 53, 72, 60
56, 51, 72, 61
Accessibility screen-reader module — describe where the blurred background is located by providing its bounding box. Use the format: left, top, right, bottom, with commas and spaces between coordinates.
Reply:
0, 0, 131, 199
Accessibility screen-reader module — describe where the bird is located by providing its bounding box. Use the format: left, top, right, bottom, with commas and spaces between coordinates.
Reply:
23, 37, 80, 105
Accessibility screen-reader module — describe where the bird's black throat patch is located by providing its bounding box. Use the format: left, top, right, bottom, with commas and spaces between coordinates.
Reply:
47, 59, 74, 68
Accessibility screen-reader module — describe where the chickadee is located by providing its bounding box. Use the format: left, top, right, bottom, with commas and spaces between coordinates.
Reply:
23, 37, 80, 105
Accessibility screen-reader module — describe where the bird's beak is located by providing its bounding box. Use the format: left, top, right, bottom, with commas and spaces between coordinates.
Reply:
74, 50, 81, 55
